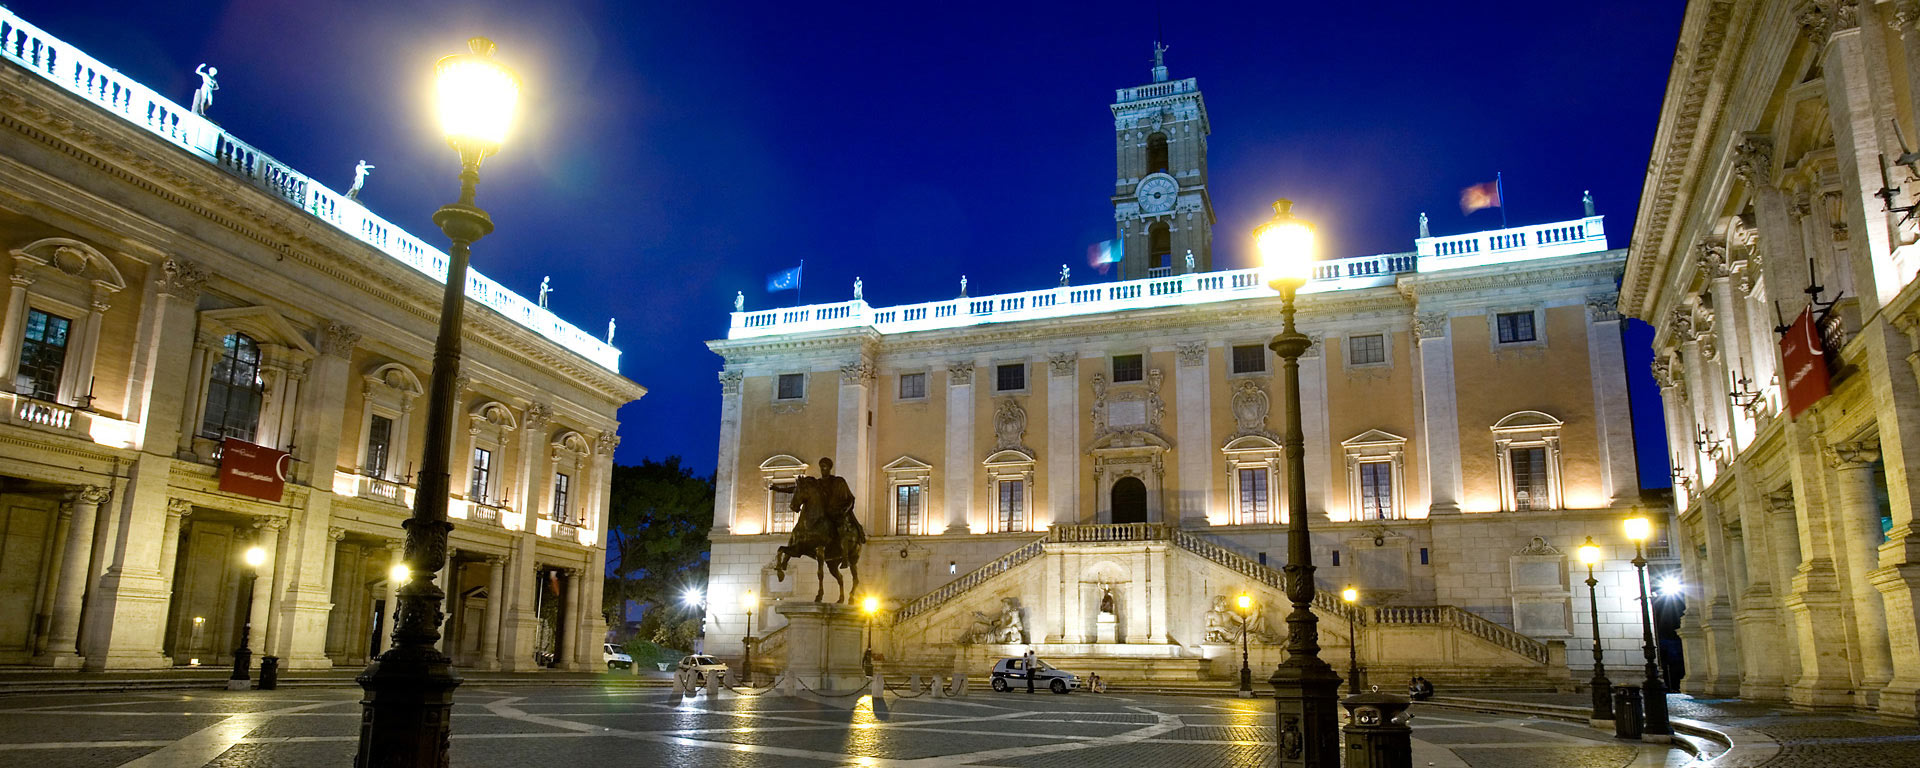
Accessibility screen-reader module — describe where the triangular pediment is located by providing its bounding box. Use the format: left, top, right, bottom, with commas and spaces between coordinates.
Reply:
1342, 429, 1407, 448
883, 455, 933, 472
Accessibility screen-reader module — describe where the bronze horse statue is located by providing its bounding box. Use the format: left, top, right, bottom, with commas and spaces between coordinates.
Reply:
770, 459, 866, 603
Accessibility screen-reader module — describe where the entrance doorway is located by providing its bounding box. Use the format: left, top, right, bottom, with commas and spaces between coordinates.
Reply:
1111, 476, 1147, 524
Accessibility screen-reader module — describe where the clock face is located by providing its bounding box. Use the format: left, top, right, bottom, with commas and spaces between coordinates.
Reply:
1137, 175, 1178, 213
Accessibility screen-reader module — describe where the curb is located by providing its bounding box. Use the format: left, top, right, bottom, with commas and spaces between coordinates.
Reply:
1422, 695, 1774, 763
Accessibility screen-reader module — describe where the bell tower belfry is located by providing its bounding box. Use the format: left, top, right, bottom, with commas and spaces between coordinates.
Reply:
1111, 43, 1214, 281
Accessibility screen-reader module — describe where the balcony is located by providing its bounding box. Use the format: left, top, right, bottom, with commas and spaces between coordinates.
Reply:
0, 392, 91, 438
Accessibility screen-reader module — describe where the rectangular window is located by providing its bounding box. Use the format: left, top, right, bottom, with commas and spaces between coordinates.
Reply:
898, 372, 926, 400
1332, 550, 1341, 566
15, 308, 71, 401
1359, 461, 1393, 519
1349, 334, 1386, 365
1237, 467, 1270, 524
1496, 311, 1537, 343
469, 447, 492, 501
996, 363, 1025, 392
365, 415, 393, 477
895, 484, 922, 535
201, 333, 264, 442
1511, 447, 1548, 510
551, 473, 572, 522
1419, 547, 1429, 565
776, 373, 805, 400
997, 479, 1025, 532
1231, 344, 1266, 374
1112, 354, 1144, 383
771, 484, 796, 533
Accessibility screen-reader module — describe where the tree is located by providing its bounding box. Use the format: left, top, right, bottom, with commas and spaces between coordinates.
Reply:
604, 457, 714, 632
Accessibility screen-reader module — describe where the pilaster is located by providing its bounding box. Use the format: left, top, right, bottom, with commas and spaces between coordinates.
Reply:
1047, 352, 1080, 527
714, 371, 744, 533
1414, 313, 1461, 514
837, 359, 875, 530
944, 362, 975, 533
1173, 342, 1211, 525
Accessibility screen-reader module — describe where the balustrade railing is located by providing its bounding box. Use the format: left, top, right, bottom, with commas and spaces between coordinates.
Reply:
0, 8, 619, 372
1170, 529, 1362, 622
6, 393, 78, 431
894, 537, 1044, 624
1048, 522, 1175, 543
1115, 77, 1198, 103
1371, 604, 1548, 664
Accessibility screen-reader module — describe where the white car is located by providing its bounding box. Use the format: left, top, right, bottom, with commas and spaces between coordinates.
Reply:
603, 643, 633, 670
677, 654, 728, 682
990, 657, 1080, 694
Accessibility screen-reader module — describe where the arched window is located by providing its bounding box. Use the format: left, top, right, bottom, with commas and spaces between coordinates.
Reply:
1110, 477, 1148, 524
1148, 222, 1172, 275
201, 333, 264, 442
1146, 132, 1168, 174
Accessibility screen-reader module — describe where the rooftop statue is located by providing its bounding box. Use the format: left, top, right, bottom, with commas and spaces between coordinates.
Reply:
769, 458, 866, 603
853, 276, 863, 301
347, 161, 375, 201
539, 276, 551, 309
734, 291, 745, 312
1059, 264, 1070, 287
191, 64, 218, 116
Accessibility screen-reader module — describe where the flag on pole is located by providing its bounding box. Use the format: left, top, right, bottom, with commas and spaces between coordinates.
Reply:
1459, 179, 1502, 215
766, 264, 802, 292
1086, 238, 1123, 274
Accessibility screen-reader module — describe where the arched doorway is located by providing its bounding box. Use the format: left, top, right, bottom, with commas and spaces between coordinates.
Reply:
1111, 476, 1148, 524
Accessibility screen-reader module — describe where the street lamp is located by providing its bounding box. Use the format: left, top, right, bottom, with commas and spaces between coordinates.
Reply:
741, 590, 758, 685
228, 546, 266, 691
1577, 537, 1614, 724
1341, 586, 1361, 695
1257, 199, 1341, 768
861, 595, 879, 676
1236, 593, 1254, 696
355, 37, 519, 768
1624, 515, 1672, 739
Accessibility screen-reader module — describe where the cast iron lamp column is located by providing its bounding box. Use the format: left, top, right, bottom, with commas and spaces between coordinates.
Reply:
228, 546, 266, 691
1256, 199, 1342, 768
1577, 537, 1614, 723
742, 590, 757, 684
861, 596, 879, 676
1624, 515, 1672, 739
1236, 593, 1253, 696
355, 37, 519, 768
1342, 586, 1361, 695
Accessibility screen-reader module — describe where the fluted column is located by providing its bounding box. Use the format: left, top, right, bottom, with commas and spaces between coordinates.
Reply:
380, 541, 404, 653
556, 567, 581, 670
1829, 440, 1896, 702
37, 485, 109, 667
482, 555, 505, 670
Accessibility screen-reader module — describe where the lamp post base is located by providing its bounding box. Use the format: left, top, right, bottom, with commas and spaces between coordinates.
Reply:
1270, 658, 1343, 768
354, 646, 462, 768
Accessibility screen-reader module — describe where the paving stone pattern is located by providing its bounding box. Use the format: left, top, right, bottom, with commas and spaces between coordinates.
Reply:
1497, 691, 1920, 767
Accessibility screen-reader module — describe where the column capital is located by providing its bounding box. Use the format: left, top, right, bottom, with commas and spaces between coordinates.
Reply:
947, 361, 974, 385
1174, 342, 1206, 368
317, 321, 360, 359
157, 256, 208, 300
1826, 438, 1881, 469
252, 515, 288, 532
1732, 133, 1774, 185
522, 401, 554, 431
67, 485, 111, 506
328, 526, 348, 541
1585, 293, 1622, 323
561, 566, 582, 577
1413, 311, 1449, 342
593, 431, 620, 457
166, 498, 194, 517
1052, 351, 1081, 375
839, 360, 875, 386
1764, 490, 1797, 517
485, 555, 506, 566
718, 370, 743, 395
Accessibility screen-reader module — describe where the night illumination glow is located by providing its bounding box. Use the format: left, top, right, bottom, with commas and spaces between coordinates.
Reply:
389, 563, 411, 584
1341, 586, 1359, 604
1577, 538, 1601, 566
1255, 199, 1315, 288
1624, 516, 1652, 542
243, 546, 267, 568
434, 38, 520, 156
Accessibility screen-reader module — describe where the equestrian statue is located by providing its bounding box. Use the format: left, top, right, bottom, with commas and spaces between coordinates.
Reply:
768, 457, 866, 603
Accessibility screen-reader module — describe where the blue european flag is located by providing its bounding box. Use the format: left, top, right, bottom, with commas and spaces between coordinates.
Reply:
766, 265, 802, 292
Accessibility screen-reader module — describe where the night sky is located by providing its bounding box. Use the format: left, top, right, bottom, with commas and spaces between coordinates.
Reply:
16, 1, 1683, 488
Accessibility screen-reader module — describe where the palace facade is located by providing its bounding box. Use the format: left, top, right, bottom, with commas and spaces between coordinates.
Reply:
702, 51, 1674, 685
0, 10, 645, 671
1626, 0, 1920, 719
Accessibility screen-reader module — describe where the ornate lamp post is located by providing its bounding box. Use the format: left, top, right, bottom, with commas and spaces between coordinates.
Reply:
1577, 537, 1614, 723
861, 595, 879, 676
1236, 593, 1254, 696
1624, 515, 1672, 739
1342, 586, 1361, 695
1256, 200, 1341, 768
741, 590, 758, 684
228, 546, 266, 691
355, 37, 519, 768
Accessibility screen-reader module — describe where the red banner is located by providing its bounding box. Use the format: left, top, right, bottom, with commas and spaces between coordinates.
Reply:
219, 438, 289, 501
1781, 307, 1830, 418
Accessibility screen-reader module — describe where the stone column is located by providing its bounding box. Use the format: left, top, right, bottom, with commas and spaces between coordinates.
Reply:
1819, 17, 1903, 311
482, 555, 505, 670
1048, 352, 1082, 527
32, 506, 70, 656
836, 360, 875, 530
1732, 490, 1788, 700
0, 269, 34, 385
1172, 342, 1211, 525
1694, 499, 1742, 695
1414, 313, 1461, 514
1829, 439, 1896, 702
713, 372, 744, 533
944, 362, 975, 533
380, 541, 404, 654
36, 485, 108, 667
556, 567, 581, 670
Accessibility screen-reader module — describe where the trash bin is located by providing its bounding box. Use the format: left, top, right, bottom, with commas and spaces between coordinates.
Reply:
1612, 685, 1643, 740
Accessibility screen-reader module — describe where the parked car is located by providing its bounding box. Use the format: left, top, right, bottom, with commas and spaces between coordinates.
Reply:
989, 656, 1080, 694
603, 643, 633, 670
677, 654, 729, 683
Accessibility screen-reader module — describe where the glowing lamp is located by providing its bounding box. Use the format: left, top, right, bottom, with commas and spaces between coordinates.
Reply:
1236, 593, 1252, 611
1659, 577, 1682, 596
740, 589, 757, 611
243, 546, 267, 568
389, 563, 411, 584
1254, 199, 1315, 289
862, 596, 880, 615
1624, 515, 1652, 542
683, 589, 702, 606
1577, 536, 1601, 566
434, 37, 521, 164
1341, 586, 1359, 604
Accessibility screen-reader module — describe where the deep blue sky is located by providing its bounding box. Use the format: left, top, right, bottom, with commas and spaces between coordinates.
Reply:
20, 1, 1681, 488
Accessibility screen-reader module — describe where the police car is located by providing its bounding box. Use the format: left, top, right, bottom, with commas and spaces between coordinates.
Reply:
989, 656, 1080, 694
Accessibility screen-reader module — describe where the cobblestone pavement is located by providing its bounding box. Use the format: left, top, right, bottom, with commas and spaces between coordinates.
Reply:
0, 685, 1693, 767
1492, 691, 1920, 767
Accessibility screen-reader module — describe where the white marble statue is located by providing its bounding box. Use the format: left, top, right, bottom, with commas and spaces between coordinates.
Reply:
853, 276, 863, 301
734, 291, 745, 312
1203, 596, 1235, 643
538, 276, 551, 309
959, 275, 968, 297
1184, 250, 1195, 273
606, 318, 616, 344
1419, 211, 1430, 238
1059, 264, 1070, 287
191, 64, 219, 116
997, 597, 1025, 644
347, 161, 375, 200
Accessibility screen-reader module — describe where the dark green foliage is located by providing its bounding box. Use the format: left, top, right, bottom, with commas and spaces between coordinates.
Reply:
604, 457, 714, 644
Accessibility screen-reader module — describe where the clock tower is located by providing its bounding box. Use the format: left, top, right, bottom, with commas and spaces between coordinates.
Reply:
1111, 43, 1214, 281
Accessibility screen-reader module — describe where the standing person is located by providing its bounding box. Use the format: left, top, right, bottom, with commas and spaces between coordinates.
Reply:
1024, 648, 1037, 694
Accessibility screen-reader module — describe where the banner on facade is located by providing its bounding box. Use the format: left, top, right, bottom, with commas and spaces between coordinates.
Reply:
1780, 306, 1830, 418
219, 438, 289, 502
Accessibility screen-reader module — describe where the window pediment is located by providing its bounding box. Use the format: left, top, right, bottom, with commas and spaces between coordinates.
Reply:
759, 454, 809, 473
201, 306, 318, 361
1342, 429, 1408, 450
1492, 411, 1563, 435
11, 237, 126, 294
364, 363, 424, 398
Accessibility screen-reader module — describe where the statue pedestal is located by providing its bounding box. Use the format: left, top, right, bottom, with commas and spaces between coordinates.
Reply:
1095, 613, 1118, 644
775, 602, 867, 694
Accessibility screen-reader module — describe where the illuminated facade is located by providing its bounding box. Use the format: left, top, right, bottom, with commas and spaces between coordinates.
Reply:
1626, 0, 1920, 719
704, 51, 1664, 684
0, 10, 645, 671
